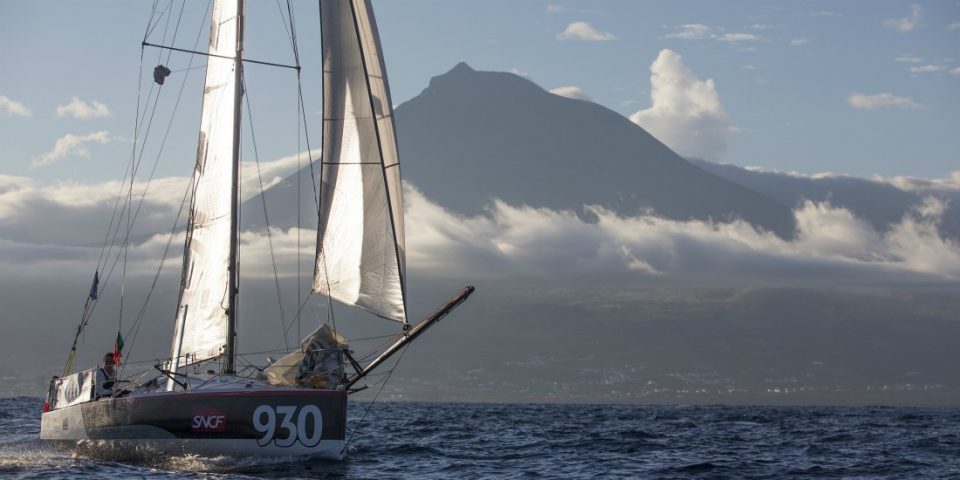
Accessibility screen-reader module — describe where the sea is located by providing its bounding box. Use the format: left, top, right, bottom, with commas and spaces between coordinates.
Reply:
1, 397, 958, 479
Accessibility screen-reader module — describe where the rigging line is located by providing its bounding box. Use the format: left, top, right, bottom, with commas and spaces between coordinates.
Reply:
163, 0, 188, 66
96, 52, 160, 275
94, 49, 147, 275
142, 0, 163, 42
101, 0, 208, 281
158, 0, 175, 59
170, 65, 205, 74
282, 290, 317, 340
142, 43, 300, 70
87, 3, 210, 329
296, 73, 302, 343
241, 73, 289, 351
273, 0, 294, 52
342, 343, 411, 455
289, 0, 303, 343
117, 177, 193, 382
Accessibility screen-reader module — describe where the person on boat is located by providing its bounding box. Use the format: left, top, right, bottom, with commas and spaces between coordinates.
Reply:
96, 352, 116, 398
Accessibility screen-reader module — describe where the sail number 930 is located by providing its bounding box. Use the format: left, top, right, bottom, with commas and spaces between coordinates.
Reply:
252, 404, 324, 447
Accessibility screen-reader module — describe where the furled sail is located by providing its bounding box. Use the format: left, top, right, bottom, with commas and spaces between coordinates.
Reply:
314, 0, 407, 322
170, 0, 241, 366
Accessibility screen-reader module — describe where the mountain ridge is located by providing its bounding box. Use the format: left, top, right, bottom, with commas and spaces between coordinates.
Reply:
249, 62, 798, 238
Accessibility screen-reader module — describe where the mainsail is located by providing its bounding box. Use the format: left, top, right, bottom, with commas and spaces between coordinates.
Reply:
314, 0, 407, 322
170, 0, 241, 366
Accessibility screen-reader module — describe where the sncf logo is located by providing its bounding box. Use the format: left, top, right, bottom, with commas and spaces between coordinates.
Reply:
191, 406, 227, 433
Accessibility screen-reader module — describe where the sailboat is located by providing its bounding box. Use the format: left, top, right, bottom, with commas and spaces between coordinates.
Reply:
39, 0, 473, 459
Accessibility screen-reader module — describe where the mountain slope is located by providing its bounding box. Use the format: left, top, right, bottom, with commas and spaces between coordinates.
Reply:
246, 63, 797, 238
396, 63, 796, 237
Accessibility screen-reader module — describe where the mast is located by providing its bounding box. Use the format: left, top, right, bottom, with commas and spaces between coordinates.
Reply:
223, 0, 244, 374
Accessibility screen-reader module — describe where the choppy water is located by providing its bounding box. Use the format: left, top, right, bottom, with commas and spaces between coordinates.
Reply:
2, 397, 959, 479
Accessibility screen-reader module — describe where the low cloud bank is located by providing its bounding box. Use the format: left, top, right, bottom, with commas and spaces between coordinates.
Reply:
2, 181, 958, 285
403, 186, 960, 283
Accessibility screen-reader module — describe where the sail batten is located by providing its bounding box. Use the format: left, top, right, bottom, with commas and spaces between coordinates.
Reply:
170, 0, 240, 367
314, 0, 407, 323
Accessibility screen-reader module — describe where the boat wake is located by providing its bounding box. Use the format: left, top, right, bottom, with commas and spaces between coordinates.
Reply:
0, 436, 78, 473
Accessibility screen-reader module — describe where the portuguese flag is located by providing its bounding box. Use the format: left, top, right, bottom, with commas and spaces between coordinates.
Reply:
114, 331, 124, 363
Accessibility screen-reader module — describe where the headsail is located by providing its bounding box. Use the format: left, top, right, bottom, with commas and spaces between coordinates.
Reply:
170, 0, 241, 366
314, 0, 407, 322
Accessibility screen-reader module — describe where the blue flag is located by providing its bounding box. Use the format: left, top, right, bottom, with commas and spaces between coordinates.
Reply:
89, 271, 99, 300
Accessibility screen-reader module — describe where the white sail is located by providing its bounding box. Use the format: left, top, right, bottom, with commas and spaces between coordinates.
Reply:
314, 0, 407, 322
170, 0, 240, 365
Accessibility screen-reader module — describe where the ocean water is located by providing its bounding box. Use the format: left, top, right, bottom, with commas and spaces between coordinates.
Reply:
1, 397, 959, 479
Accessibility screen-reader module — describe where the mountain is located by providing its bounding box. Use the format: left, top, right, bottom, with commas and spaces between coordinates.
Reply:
247, 63, 797, 238
690, 159, 960, 238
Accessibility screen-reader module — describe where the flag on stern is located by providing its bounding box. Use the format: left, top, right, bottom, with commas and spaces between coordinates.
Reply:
114, 331, 124, 363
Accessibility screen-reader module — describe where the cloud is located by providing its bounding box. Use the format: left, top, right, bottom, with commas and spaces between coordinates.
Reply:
895, 54, 923, 63
32, 131, 112, 167
549, 86, 593, 101
910, 64, 946, 73
2, 151, 309, 245
4, 179, 960, 285
810, 11, 843, 17
663, 25, 762, 44
546, 4, 606, 16
402, 186, 960, 283
879, 171, 960, 194
952, 67, 960, 77
948, 21, 960, 30
847, 93, 922, 110
884, 4, 923, 32
629, 49, 733, 160
55, 97, 112, 119
0, 95, 32, 117
664, 24, 715, 40
789, 38, 809, 46
556, 21, 615, 41
717, 33, 760, 42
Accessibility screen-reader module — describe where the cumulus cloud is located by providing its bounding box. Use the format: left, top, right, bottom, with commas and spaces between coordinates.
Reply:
32, 131, 112, 167
949, 21, 960, 30
556, 21, 615, 41
950, 67, 960, 76
847, 93, 922, 110
0, 95, 32, 117
789, 38, 809, 46
55, 97, 112, 119
884, 4, 923, 32
910, 64, 946, 73
549, 86, 593, 101
630, 49, 733, 160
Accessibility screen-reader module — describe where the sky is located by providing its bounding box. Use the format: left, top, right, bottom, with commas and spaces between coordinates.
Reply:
1, 1, 959, 404
2, 0, 959, 184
